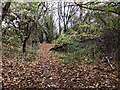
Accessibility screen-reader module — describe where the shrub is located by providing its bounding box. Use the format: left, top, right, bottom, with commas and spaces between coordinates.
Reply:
52, 33, 102, 66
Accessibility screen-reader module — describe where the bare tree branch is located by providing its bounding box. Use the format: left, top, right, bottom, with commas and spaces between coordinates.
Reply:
72, 2, 120, 16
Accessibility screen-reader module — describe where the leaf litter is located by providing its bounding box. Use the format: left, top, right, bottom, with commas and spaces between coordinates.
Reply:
2, 42, 119, 89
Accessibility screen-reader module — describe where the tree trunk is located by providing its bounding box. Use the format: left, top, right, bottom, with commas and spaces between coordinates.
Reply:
2, 1, 11, 20
39, 30, 43, 43
63, 2, 66, 33
22, 38, 28, 53
58, 2, 62, 35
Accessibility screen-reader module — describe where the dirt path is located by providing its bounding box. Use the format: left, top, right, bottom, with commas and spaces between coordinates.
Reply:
2, 42, 119, 89
38, 42, 64, 87
3, 42, 65, 89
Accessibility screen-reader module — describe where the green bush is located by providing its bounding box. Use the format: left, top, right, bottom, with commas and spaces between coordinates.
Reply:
52, 34, 74, 45
52, 33, 102, 66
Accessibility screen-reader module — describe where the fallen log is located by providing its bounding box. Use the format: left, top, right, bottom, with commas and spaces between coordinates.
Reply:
49, 44, 67, 52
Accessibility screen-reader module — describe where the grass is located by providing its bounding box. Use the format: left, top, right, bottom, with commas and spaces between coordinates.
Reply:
51, 42, 102, 66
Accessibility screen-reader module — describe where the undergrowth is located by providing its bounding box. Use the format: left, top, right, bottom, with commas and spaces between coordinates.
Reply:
2, 43, 39, 62
52, 33, 102, 66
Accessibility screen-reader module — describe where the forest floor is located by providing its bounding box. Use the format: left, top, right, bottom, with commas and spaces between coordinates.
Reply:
2, 42, 119, 89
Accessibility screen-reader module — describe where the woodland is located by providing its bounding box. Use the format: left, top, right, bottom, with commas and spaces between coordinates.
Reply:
1, 1, 120, 89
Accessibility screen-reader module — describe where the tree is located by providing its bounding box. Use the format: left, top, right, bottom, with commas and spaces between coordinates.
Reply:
2, 1, 11, 20
2, 2, 39, 53
73, 2, 120, 65
57, 2, 80, 34
57, 2, 62, 35
38, 2, 56, 43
